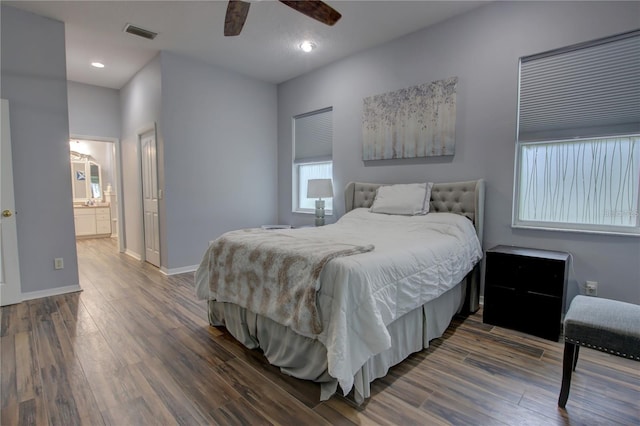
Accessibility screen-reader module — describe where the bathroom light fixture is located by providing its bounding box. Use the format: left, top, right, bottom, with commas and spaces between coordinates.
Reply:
91, 62, 105, 68
299, 40, 316, 53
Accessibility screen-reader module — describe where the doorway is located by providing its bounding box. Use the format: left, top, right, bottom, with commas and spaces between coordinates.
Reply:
139, 126, 160, 267
1, 99, 21, 306
69, 136, 124, 253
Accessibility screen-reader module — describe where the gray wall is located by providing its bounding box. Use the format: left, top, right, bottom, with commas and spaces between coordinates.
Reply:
160, 52, 278, 269
1, 6, 79, 293
66, 42, 278, 274
67, 81, 120, 140
277, 1, 640, 304
119, 55, 163, 260
67, 82, 121, 196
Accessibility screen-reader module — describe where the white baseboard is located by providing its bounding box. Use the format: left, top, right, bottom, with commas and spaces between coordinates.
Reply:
125, 249, 142, 261
21, 284, 82, 302
160, 264, 198, 276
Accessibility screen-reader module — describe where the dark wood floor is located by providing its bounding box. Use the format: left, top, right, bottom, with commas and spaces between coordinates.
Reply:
1, 238, 638, 425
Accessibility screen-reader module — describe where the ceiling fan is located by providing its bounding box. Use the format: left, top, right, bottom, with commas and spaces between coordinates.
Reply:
224, 0, 342, 37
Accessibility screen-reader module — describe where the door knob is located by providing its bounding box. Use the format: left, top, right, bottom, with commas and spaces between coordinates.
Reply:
2, 210, 12, 217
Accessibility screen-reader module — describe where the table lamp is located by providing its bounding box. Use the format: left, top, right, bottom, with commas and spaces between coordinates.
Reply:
307, 178, 333, 226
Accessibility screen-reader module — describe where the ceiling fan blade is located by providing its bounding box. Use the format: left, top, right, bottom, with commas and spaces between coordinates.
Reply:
224, 0, 251, 36
279, 1, 342, 26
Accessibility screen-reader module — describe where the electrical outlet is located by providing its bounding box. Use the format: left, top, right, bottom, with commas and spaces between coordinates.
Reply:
585, 280, 598, 296
54, 258, 64, 270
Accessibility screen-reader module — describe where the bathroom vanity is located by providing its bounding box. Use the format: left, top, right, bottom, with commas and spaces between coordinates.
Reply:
73, 205, 111, 238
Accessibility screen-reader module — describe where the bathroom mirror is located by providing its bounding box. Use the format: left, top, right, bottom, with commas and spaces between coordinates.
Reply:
70, 153, 102, 202
90, 163, 101, 199
72, 161, 88, 200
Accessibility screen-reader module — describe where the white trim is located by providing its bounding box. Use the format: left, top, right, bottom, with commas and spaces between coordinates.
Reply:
160, 264, 198, 276
21, 285, 82, 302
512, 223, 640, 237
136, 123, 157, 139
125, 249, 142, 261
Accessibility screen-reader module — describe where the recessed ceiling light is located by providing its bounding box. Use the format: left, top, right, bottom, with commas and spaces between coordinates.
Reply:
91, 62, 105, 68
299, 41, 316, 53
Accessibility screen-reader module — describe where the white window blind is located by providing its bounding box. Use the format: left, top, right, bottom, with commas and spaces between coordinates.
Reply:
514, 30, 640, 235
518, 30, 640, 142
293, 107, 333, 213
294, 107, 333, 163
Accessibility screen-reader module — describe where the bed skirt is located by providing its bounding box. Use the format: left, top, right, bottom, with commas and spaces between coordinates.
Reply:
208, 283, 463, 404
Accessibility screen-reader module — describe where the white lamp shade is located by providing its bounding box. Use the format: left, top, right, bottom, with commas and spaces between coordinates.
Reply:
307, 179, 333, 198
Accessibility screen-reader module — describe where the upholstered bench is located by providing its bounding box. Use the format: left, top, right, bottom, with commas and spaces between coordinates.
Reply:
558, 295, 640, 407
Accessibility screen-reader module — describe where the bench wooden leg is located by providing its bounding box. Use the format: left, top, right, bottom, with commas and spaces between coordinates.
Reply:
572, 345, 580, 371
558, 341, 577, 407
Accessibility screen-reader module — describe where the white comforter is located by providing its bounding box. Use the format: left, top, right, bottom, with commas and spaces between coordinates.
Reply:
194, 208, 482, 398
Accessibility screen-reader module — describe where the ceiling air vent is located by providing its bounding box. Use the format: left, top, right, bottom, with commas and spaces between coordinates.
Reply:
123, 24, 157, 40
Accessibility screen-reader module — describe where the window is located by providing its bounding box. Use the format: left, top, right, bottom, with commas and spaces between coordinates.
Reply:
297, 161, 333, 211
513, 30, 640, 235
293, 108, 333, 213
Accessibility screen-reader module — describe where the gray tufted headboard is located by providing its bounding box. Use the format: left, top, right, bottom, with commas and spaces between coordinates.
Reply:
343, 179, 485, 313
344, 179, 485, 243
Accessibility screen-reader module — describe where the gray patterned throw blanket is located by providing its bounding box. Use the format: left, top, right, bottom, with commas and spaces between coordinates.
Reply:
204, 228, 374, 335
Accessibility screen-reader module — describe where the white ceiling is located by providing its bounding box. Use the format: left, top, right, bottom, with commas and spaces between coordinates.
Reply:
5, 1, 486, 89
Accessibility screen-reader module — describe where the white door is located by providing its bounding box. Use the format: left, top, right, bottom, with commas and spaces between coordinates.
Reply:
140, 128, 160, 267
1, 99, 22, 306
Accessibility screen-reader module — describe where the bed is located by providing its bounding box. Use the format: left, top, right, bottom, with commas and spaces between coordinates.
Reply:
194, 179, 485, 404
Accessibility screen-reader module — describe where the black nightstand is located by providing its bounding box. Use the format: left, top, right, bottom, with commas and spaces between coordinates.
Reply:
483, 245, 570, 341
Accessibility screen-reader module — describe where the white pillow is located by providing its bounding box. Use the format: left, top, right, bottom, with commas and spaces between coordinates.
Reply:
370, 182, 433, 215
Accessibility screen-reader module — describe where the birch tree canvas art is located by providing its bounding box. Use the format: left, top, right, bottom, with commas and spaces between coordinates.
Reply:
362, 77, 457, 160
